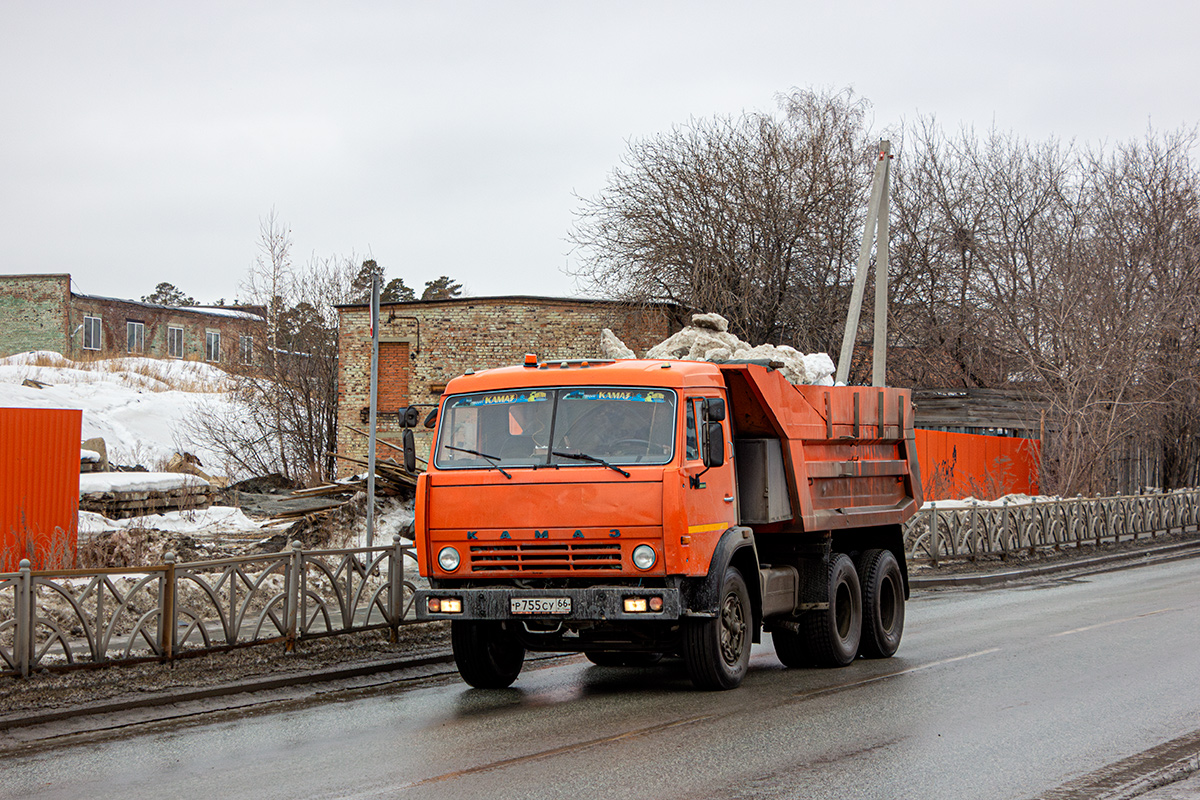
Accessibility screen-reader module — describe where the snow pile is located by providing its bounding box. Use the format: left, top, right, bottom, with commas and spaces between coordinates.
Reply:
603, 313, 836, 386
0, 352, 240, 471
0, 351, 232, 393
77, 506, 271, 536
600, 328, 636, 359
79, 472, 209, 495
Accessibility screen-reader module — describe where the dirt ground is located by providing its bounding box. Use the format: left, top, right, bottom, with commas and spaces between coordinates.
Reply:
3, 530, 1196, 719
0, 622, 450, 718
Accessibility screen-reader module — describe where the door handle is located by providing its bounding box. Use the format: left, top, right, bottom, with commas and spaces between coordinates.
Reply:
723, 495, 734, 503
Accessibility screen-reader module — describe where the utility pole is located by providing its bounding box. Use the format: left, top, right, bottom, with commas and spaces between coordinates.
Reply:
836, 140, 893, 387
366, 273, 380, 547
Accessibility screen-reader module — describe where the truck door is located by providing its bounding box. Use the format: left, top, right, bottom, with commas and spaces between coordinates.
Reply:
680, 395, 738, 571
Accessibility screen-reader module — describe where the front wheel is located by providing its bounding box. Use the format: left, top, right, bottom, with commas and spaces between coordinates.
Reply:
451, 620, 526, 689
683, 566, 753, 690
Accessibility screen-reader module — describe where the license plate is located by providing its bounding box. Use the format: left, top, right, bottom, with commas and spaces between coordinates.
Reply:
510, 597, 571, 615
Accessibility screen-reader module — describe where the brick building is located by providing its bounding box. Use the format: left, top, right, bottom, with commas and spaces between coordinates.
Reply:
335, 296, 681, 471
0, 274, 266, 365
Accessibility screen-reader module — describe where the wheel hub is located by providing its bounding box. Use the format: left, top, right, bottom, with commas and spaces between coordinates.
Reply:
719, 593, 746, 665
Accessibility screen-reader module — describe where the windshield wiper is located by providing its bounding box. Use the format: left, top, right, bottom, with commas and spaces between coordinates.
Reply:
444, 445, 512, 479
552, 450, 630, 478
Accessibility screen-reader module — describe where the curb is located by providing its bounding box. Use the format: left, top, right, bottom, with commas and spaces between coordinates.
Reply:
909, 539, 1200, 589
0, 652, 453, 733
0, 651, 578, 736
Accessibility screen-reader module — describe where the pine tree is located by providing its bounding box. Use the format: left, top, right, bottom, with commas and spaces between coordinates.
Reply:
142, 282, 197, 306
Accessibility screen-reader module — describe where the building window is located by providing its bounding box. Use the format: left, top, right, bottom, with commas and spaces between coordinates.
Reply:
206, 330, 221, 362
126, 321, 145, 354
168, 326, 184, 358
239, 335, 253, 365
82, 316, 102, 351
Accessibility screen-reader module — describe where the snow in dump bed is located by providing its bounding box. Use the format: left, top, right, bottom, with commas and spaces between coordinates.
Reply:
602, 312, 836, 386
79, 471, 209, 495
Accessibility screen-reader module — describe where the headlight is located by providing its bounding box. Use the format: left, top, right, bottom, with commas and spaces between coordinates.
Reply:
438, 546, 461, 572
632, 544, 656, 570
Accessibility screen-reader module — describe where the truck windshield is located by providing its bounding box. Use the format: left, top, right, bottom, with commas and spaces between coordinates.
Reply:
434, 387, 676, 470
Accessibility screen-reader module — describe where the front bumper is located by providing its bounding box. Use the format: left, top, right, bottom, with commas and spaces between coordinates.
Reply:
415, 586, 683, 622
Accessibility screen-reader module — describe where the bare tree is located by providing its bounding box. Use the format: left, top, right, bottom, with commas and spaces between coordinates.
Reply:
569, 87, 874, 350
1081, 128, 1200, 490
572, 93, 1200, 493
241, 208, 295, 363
190, 214, 362, 484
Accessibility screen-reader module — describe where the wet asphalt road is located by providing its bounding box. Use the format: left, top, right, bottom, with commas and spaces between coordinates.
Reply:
3, 557, 1200, 800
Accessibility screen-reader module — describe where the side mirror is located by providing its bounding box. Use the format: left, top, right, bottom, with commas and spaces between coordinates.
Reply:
423, 408, 438, 428
703, 421, 725, 467
705, 397, 726, 422
402, 429, 417, 473
401, 405, 421, 428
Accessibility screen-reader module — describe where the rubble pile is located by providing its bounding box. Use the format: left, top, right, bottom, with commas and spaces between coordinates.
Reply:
602, 312, 836, 386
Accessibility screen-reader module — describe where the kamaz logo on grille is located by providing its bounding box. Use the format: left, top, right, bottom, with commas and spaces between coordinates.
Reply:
464, 529, 622, 540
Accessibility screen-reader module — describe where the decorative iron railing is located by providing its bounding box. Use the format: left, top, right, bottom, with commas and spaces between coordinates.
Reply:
902, 490, 1200, 565
6, 493, 1198, 678
0, 536, 417, 678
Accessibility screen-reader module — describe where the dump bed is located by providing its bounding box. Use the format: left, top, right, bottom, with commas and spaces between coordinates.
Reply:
719, 362, 923, 532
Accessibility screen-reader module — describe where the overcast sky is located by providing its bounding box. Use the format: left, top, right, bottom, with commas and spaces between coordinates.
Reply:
3, 1, 1197, 305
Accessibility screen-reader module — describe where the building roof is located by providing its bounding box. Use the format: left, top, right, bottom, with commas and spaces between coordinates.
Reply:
72, 292, 265, 321
335, 294, 680, 311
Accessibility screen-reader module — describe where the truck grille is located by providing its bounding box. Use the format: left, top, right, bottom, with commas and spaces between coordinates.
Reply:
468, 542, 623, 572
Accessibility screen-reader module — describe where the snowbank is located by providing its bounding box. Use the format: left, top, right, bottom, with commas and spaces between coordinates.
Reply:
79, 472, 209, 494
602, 313, 836, 386
923, 494, 1040, 510
0, 351, 240, 470
77, 506, 272, 535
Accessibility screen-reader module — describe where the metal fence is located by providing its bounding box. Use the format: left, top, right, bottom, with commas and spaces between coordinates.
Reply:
6, 493, 1198, 678
0, 536, 418, 678
903, 490, 1200, 565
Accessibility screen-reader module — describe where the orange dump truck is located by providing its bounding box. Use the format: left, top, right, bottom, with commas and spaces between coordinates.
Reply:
411, 356, 923, 690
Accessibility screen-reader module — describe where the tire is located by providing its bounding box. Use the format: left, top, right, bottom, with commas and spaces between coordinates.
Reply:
585, 651, 664, 667
800, 553, 862, 667
451, 620, 526, 689
682, 566, 753, 690
856, 548, 905, 659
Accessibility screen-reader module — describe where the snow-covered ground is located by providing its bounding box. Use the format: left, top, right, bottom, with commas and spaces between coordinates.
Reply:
0, 350, 237, 471
2, 350, 416, 550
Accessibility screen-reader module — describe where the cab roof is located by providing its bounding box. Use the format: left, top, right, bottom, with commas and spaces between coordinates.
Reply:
442, 358, 727, 395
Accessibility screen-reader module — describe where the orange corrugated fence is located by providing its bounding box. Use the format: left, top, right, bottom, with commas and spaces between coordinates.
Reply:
1, 408, 81, 571
915, 429, 1040, 501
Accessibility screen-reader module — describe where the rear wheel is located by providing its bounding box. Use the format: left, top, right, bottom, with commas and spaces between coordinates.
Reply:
856, 548, 905, 658
451, 620, 526, 689
800, 553, 862, 667
683, 566, 753, 690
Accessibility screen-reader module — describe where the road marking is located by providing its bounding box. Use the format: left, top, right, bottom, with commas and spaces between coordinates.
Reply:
1051, 607, 1177, 637
791, 648, 1002, 700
